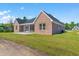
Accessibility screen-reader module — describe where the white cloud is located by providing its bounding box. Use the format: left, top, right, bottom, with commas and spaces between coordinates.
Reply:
0, 10, 15, 24
2, 15, 10, 20
0, 15, 15, 24
1, 15, 11, 23
28, 16, 34, 19
0, 11, 5, 15
7, 10, 11, 13
20, 7, 24, 10
0, 10, 11, 16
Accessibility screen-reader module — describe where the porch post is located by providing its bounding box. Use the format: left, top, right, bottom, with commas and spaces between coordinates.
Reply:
18, 25, 20, 32
24, 25, 25, 32
29, 25, 30, 32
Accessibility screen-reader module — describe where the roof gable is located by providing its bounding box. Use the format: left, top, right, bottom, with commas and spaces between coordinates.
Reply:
43, 11, 64, 25
33, 10, 64, 26
33, 10, 52, 23
14, 19, 19, 24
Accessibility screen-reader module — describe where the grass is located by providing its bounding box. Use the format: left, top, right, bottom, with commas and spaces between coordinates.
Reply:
0, 31, 79, 55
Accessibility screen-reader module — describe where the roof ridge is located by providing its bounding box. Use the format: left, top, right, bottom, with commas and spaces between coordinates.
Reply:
42, 11, 64, 25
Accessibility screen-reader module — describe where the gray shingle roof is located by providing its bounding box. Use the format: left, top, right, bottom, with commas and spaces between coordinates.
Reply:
16, 11, 64, 25
16, 17, 35, 24
43, 11, 64, 25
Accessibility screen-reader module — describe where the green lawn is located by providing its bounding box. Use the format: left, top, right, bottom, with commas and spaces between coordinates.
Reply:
0, 31, 79, 56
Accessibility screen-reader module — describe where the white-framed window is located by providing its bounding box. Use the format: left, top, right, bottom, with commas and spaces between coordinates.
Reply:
39, 23, 46, 31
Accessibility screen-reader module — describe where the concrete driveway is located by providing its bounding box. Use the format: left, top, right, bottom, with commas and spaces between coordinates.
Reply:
14, 32, 33, 35
0, 39, 46, 56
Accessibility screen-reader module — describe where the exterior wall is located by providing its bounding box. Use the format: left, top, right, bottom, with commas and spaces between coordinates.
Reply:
13, 20, 20, 32
52, 22, 65, 34
34, 12, 53, 35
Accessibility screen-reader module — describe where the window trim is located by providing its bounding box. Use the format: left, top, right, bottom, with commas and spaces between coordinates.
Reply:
39, 23, 46, 31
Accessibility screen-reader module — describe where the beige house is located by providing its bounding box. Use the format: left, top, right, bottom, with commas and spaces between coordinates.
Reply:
14, 10, 65, 35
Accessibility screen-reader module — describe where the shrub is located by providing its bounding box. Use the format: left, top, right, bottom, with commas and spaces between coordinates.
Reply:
0, 27, 4, 32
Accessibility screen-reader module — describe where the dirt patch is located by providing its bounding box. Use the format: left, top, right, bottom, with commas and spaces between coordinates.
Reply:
0, 39, 47, 56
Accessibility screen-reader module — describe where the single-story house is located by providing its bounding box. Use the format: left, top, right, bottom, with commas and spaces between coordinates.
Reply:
72, 25, 79, 30
14, 10, 65, 35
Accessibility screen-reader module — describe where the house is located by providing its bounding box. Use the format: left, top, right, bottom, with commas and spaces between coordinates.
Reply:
72, 23, 79, 30
14, 10, 65, 35
72, 26, 79, 30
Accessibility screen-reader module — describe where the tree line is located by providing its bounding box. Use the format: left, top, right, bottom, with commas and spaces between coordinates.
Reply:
0, 23, 13, 32
64, 22, 79, 30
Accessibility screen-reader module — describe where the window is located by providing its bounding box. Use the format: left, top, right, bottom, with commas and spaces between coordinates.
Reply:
43, 24, 46, 30
39, 23, 46, 30
40, 24, 42, 30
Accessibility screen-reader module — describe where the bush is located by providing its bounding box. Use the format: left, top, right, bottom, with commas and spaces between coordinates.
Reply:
0, 27, 4, 32
4, 29, 12, 32
3, 26, 13, 32
0, 26, 13, 32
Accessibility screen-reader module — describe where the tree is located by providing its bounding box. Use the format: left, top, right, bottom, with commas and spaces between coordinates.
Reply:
23, 16, 27, 20
76, 23, 79, 26
64, 23, 70, 30
70, 22, 76, 29
64, 21, 76, 30
9, 18, 14, 32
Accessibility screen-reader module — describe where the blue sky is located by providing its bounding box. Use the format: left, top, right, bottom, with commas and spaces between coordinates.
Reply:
0, 3, 79, 23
